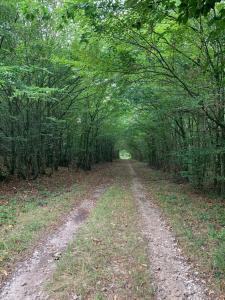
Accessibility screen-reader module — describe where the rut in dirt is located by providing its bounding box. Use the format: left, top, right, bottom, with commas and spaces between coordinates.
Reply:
128, 162, 209, 300
0, 185, 107, 300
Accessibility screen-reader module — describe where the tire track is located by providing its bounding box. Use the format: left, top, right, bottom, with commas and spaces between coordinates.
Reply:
0, 185, 107, 300
129, 162, 209, 300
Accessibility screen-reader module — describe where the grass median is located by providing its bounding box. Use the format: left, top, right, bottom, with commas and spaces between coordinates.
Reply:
48, 185, 153, 300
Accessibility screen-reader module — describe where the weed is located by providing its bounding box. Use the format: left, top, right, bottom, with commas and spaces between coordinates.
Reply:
0, 206, 16, 225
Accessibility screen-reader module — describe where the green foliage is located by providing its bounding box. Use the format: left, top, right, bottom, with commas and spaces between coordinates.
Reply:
67, 0, 225, 194
1, 0, 225, 196
0, 0, 121, 179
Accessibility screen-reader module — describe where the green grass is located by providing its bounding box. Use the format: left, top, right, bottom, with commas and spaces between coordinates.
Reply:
133, 162, 225, 294
0, 183, 84, 280
47, 185, 153, 300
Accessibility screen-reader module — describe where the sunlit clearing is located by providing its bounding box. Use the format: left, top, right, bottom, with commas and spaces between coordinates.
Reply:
119, 149, 131, 160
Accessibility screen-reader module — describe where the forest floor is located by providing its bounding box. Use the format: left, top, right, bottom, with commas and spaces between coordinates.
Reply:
0, 161, 224, 299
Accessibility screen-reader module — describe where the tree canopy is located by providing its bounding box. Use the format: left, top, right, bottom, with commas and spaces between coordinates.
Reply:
1, 0, 225, 194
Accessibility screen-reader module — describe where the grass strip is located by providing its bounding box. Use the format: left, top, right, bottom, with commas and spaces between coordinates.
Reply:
48, 185, 153, 300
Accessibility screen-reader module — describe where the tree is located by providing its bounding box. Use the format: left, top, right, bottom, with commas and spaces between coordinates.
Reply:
64, 0, 225, 194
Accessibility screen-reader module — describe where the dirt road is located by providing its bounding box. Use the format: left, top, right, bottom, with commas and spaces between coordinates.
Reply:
0, 161, 212, 300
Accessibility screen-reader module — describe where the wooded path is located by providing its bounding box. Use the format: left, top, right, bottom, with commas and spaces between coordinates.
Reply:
0, 161, 217, 300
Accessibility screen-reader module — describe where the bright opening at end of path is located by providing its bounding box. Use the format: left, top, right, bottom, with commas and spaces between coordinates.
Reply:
119, 149, 132, 160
